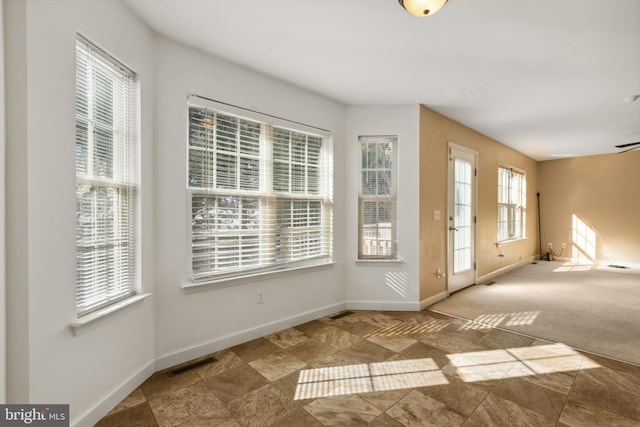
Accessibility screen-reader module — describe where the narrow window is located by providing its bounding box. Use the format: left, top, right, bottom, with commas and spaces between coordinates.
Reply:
498, 166, 526, 242
358, 136, 397, 259
75, 36, 137, 315
188, 99, 333, 282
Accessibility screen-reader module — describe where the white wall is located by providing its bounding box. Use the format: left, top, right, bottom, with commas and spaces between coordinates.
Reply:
344, 106, 421, 310
4, 1, 155, 424
0, 0, 6, 403
153, 36, 347, 368
2, 0, 425, 422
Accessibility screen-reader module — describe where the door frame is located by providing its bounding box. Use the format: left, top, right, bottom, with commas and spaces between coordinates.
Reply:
446, 142, 478, 295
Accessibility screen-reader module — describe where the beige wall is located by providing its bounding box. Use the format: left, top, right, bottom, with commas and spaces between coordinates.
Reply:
419, 106, 539, 301
538, 151, 640, 266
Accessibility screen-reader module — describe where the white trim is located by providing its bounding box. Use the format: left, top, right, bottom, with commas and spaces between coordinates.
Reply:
420, 291, 448, 310
357, 135, 398, 260
70, 293, 152, 336
476, 256, 535, 284
345, 300, 421, 312
71, 360, 155, 427
154, 302, 345, 371
447, 142, 478, 293
187, 94, 331, 137
182, 261, 336, 292
354, 258, 403, 266
495, 237, 528, 246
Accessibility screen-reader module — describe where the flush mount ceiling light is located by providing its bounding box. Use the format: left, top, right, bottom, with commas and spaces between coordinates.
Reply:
398, 0, 448, 17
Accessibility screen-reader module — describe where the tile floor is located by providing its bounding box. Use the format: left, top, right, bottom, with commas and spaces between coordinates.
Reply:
96, 310, 640, 426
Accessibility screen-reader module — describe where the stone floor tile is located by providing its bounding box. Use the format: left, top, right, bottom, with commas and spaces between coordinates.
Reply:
271, 408, 324, 426
226, 384, 298, 427
287, 338, 338, 365
466, 393, 554, 427
96, 402, 158, 427
558, 399, 640, 427
203, 364, 269, 404
304, 394, 382, 426
386, 389, 466, 427
567, 365, 640, 422
265, 328, 311, 349
230, 338, 280, 363
195, 349, 245, 380
147, 382, 229, 427
140, 370, 201, 400
248, 350, 307, 381
340, 340, 396, 364
491, 376, 567, 420
105, 387, 147, 416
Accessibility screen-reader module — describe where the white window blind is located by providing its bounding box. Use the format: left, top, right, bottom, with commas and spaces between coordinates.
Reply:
75, 36, 137, 316
188, 98, 333, 282
358, 136, 397, 259
498, 166, 526, 242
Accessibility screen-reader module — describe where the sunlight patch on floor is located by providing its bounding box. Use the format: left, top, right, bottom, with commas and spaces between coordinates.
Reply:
295, 358, 446, 400
294, 343, 599, 400
459, 311, 541, 330
554, 262, 593, 272
447, 343, 599, 382
364, 318, 450, 338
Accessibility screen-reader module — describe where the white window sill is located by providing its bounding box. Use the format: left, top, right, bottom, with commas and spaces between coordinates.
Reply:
355, 257, 404, 266
182, 261, 337, 292
496, 237, 527, 246
70, 293, 152, 336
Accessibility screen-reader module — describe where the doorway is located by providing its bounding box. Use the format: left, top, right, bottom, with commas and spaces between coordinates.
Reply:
447, 143, 477, 294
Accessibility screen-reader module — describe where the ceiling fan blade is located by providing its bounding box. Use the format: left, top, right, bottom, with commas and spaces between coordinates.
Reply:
614, 141, 640, 148
618, 145, 640, 153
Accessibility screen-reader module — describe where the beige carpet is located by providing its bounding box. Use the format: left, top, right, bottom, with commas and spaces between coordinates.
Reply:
429, 261, 640, 366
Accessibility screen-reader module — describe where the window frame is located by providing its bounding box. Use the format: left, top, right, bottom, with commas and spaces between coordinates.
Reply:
75, 34, 139, 317
357, 135, 398, 260
186, 96, 334, 284
497, 165, 526, 243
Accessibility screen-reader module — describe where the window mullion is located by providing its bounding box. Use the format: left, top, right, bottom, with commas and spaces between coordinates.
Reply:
76, 35, 136, 316
188, 102, 332, 281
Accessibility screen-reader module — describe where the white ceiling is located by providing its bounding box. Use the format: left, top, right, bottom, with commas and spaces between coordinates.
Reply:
124, 0, 640, 160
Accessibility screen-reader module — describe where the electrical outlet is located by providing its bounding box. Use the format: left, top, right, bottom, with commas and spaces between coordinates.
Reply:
547, 242, 552, 249
561, 243, 566, 249
257, 290, 264, 304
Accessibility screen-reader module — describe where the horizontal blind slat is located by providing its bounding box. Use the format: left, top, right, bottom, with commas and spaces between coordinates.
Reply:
188, 104, 333, 281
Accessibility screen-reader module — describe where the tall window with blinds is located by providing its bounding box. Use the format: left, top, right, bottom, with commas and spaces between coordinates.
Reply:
188, 100, 333, 282
75, 36, 137, 316
358, 136, 397, 260
498, 166, 526, 242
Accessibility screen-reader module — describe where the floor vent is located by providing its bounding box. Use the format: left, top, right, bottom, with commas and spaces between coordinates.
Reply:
608, 264, 630, 269
329, 310, 354, 320
168, 356, 217, 377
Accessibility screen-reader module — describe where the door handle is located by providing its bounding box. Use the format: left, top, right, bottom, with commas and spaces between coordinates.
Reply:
449, 226, 458, 232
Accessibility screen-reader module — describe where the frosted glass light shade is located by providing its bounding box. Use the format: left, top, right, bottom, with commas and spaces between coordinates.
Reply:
398, 0, 448, 17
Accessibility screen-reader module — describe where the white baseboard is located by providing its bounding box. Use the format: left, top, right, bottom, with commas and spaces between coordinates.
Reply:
420, 291, 448, 310
477, 256, 535, 284
345, 300, 421, 312
154, 302, 346, 371
72, 360, 155, 427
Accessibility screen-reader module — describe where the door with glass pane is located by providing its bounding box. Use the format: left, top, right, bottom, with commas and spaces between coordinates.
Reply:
447, 143, 477, 293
